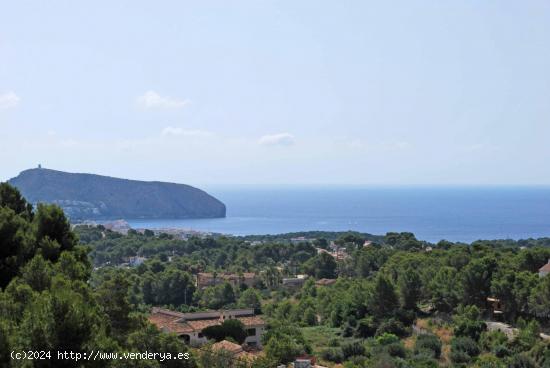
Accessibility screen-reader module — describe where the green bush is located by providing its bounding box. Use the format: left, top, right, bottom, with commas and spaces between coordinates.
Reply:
341, 341, 366, 359
480, 330, 508, 351
414, 334, 442, 359
449, 350, 471, 364
385, 342, 407, 358
356, 316, 378, 338
408, 355, 439, 368
493, 344, 510, 358
202, 319, 247, 344
321, 348, 344, 363
375, 319, 410, 338
376, 333, 400, 346
395, 308, 416, 325
508, 354, 536, 368
450, 336, 480, 363
475, 355, 506, 368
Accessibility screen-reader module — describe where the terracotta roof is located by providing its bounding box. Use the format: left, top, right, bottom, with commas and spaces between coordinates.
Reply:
237, 315, 265, 327
539, 263, 550, 273
198, 272, 257, 280
187, 319, 222, 331
166, 321, 195, 334
148, 310, 194, 334
315, 278, 337, 286
210, 340, 258, 362
149, 308, 265, 335
212, 340, 244, 355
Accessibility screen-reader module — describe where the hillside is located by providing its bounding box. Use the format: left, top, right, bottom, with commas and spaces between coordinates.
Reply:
8, 168, 226, 220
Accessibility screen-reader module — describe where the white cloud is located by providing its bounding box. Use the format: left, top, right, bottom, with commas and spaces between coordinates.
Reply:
137, 91, 190, 109
0, 91, 20, 110
258, 133, 295, 146
161, 126, 213, 137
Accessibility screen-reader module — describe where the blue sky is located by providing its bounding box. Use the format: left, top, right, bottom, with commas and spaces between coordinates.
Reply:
1, 1, 549, 186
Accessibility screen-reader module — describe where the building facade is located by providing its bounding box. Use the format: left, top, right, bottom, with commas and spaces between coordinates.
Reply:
539, 260, 550, 278
195, 272, 259, 289
149, 308, 265, 347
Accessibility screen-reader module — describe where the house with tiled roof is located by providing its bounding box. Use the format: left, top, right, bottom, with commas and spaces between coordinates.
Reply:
315, 278, 337, 287
282, 274, 308, 288
196, 272, 259, 289
539, 260, 550, 278
212, 340, 245, 355
291, 356, 328, 368
148, 308, 266, 347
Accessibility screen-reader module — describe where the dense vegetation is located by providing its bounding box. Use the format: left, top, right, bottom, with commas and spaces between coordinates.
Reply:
0, 183, 194, 368
78, 219, 550, 367
2, 182, 550, 367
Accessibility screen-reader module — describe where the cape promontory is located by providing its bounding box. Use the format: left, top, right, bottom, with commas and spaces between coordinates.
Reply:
8, 168, 226, 220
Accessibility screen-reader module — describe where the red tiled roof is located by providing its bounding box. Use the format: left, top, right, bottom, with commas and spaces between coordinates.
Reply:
212, 340, 244, 355
236, 316, 265, 327
198, 272, 257, 280
315, 278, 337, 286
149, 308, 265, 335
187, 319, 222, 331
148, 310, 195, 334
539, 263, 550, 273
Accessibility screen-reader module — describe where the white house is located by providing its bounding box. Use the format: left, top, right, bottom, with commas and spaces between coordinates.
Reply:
149, 308, 265, 347
128, 256, 146, 267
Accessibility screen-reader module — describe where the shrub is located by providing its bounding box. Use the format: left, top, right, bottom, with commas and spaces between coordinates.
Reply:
321, 348, 344, 363
395, 308, 416, 325
449, 350, 471, 364
479, 330, 507, 351
385, 342, 407, 358
341, 341, 366, 359
450, 336, 480, 363
414, 334, 442, 359
202, 319, 247, 344
346, 355, 368, 367
375, 319, 410, 338
408, 355, 438, 368
343, 323, 355, 337
453, 305, 486, 341
475, 355, 506, 368
356, 316, 378, 338
508, 354, 536, 368
264, 334, 302, 365
493, 344, 510, 358
376, 333, 400, 346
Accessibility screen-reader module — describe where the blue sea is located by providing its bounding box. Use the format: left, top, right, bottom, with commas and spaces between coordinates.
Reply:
126, 186, 550, 243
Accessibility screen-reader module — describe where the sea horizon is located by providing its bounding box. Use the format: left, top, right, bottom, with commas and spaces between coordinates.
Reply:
116, 186, 550, 243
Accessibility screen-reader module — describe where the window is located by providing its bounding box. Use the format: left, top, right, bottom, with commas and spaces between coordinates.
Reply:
246, 328, 256, 337
180, 335, 190, 344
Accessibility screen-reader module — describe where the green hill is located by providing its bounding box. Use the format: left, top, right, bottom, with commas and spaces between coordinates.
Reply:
8, 168, 226, 220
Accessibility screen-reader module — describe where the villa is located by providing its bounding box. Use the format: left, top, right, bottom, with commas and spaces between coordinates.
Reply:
282, 274, 308, 288
148, 308, 266, 347
196, 272, 259, 289
128, 256, 147, 267
539, 260, 550, 278
315, 278, 337, 287
290, 236, 316, 244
